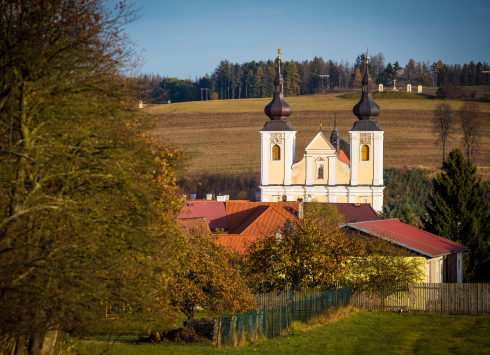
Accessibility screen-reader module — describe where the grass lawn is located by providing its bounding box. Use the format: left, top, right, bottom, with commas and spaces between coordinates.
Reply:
81, 312, 490, 355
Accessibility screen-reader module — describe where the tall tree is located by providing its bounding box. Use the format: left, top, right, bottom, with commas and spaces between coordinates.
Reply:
0, 1, 186, 353
425, 149, 490, 282
285, 61, 301, 96
459, 102, 482, 161
353, 67, 362, 93
433, 102, 454, 162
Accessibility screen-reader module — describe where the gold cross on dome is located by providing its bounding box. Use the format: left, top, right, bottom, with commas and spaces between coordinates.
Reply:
278, 48, 281, 55
319, 122, 323, 132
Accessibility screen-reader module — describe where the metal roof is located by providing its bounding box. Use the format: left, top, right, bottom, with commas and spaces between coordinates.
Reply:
344, 220, 469, 258
178, 201, 228, 230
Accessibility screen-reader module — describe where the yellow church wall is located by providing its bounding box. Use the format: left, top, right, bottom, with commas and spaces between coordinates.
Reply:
313, 195, 329, 202
334, 159, 350, 184
268, 138, 285, 184
336, 195, 348, 203
291, 157, 306, 185
357, 141, 374, 184
306, 134, 336, 152
312, 156, 329, 184
356, 195, 373, 205
294, 194, 305, 201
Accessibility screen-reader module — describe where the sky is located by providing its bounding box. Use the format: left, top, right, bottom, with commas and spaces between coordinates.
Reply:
124, 0, 490, 79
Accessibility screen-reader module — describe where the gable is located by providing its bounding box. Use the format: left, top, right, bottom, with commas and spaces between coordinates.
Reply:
305, 132, 336, 152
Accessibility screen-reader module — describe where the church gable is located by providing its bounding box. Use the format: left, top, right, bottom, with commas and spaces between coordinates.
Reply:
305, 132, 336, 153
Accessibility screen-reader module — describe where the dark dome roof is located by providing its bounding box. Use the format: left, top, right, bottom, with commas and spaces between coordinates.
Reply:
264, 61, 292, 120
352, 63, 381, 120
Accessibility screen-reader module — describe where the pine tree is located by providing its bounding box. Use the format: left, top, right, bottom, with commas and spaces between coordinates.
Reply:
425, 149, 490, 282
285, 61, 301, 96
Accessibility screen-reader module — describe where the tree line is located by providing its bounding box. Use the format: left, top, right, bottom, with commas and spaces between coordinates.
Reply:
134, 55, 490, 103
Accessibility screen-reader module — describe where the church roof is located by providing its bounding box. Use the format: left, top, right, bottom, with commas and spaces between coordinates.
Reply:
352, 53, 382, 127
336, 150, 350, 165
179, 217, 211, 236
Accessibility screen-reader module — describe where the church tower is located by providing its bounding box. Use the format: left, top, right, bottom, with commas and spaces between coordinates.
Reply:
260, 49, 296, 202
349, 53, 384, 210
259, 50, 384, 210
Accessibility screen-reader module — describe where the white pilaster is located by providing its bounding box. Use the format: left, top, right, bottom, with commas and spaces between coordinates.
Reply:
260, 132, 269, 186
261, 192, 269, 202
328, 156, 335, 185
350, 133, 358, 186
373, 132, 384, 186
306, 155, 313, 185
284, 132, 295, 185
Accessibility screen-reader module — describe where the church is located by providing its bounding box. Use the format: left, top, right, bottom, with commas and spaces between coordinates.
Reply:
259, 52, 384, 211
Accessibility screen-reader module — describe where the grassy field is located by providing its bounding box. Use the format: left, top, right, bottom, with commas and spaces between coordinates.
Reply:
80, 312, 490, 354
146, 96, 490, 180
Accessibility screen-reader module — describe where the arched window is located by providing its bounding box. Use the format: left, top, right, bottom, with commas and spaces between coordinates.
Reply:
272, 145, 280, 160
361, 145, 369, 161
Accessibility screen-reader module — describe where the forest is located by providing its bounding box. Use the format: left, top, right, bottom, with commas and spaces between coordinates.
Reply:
133, 54, 490, 103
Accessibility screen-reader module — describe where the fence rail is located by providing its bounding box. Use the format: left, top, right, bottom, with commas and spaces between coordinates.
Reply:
352, 283, 490, 315
217, 283, 490, 347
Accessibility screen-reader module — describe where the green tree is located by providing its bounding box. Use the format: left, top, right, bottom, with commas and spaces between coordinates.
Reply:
354, 68, 362, 93
425, 149, 490, 282
285, 62, 301, 96
244, 202, 421, 292
0, 1, 186, 353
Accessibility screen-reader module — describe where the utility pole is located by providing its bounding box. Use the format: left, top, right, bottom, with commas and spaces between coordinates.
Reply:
319, 75, 329, 96
200, 88, 209, 101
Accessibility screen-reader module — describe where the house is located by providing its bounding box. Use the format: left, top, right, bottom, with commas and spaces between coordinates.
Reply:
342, 220, 470, 283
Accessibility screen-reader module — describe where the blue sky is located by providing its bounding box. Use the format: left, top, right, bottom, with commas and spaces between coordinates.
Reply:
124, 0, 490, 79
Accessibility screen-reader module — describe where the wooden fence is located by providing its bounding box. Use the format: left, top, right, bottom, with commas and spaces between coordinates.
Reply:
352, 283, 490, 315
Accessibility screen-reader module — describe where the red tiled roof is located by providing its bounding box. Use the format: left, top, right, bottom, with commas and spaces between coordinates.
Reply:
178, 201, 227, 230
226, 201, 299, 234
334, 203, 379, 223
336, 150, 350, 165
345, 220, 469, 258
217, 234, 262, 254
235, 206, 291, 235
179, 217, 211, 236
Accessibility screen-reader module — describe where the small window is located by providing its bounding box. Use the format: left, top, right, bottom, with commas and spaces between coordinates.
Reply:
361, 145, 369, 161
272, 145, 281, 160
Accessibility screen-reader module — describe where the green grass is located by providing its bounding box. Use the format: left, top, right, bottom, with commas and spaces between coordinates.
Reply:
78, 312, 490, 354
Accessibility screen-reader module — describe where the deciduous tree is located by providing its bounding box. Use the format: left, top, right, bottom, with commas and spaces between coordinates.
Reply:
433, 102, 454, 162
170, 225, 255, 320
458, 102, 482, 160
0, 1, 186, 353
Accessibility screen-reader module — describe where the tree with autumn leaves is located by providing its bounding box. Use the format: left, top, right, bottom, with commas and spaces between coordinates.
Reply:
170, 225, 255, 320
243, 202, 423, 293
0, 1, 188, 354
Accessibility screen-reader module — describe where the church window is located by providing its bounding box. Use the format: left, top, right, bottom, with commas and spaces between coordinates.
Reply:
272, 145, 281, 160
361, 145, 369, 161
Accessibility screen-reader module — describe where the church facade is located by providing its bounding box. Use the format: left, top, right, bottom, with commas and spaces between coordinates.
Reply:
259, 54, 385, 211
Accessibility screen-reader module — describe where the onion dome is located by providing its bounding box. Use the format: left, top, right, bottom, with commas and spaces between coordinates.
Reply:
352, 55, 381, 120
264, 60, 292, 120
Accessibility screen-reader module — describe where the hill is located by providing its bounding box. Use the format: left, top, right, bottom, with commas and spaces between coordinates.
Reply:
146, 96, 490, 180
